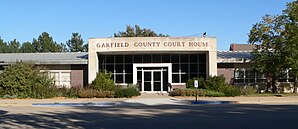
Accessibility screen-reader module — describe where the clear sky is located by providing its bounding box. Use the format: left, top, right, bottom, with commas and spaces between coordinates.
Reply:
0, 0, 294, 50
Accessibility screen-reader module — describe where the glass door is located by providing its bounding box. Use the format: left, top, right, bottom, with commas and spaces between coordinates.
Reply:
143, 71, 152, 91
153, 71, 162, 91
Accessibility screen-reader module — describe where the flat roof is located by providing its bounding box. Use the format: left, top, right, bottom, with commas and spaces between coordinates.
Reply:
0, 51, 252, 65
217, 51, 252, 63
0, 52, 88, 65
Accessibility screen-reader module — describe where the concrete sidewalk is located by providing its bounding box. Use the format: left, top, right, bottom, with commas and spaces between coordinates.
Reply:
175, 96, 298, 105
1, 95, 298, 106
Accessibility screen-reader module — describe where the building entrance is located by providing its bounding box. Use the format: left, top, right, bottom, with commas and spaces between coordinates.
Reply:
137, 67, 168, 93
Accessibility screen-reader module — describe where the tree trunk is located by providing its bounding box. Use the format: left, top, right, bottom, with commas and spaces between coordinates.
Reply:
272, 76, 277, 93
293, 75, 297, 93
266, 76, 272, 93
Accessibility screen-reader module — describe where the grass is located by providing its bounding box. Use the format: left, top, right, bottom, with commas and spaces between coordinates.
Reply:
245, 93, 298, 97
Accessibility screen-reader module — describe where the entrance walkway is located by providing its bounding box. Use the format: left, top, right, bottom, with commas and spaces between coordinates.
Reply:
122, 93, 187, 106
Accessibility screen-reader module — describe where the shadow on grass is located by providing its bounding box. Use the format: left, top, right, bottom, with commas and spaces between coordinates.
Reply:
1, 103, 298, 129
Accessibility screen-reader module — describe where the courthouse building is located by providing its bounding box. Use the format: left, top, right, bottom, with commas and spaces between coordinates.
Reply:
88, 37, 217, 93
0, 37, 294, 93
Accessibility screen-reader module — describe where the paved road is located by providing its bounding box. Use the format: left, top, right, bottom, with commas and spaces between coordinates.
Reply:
1, 103, 298, 129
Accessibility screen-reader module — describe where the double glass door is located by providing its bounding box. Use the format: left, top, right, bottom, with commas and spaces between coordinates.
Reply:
143, 70, 162, 92
137, 67, 168, 93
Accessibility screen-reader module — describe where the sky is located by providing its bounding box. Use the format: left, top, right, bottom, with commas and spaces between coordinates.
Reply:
0, 0, 295, 50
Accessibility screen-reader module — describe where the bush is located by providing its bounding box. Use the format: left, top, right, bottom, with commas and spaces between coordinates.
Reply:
56, 87, 81, 98
184, 75, 242, 97
169, 89, 225, 97
0, 61, 55, 98
204, 75, 227, 91
91, 70, 115, 91
240, 86, 257, 95
114, 85, 140, 98
186, 77, 205, 89
220, 85, 241, 97
78, 89, 114, 98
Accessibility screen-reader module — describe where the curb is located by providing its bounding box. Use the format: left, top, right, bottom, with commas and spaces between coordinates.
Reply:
32, 102, 117, 107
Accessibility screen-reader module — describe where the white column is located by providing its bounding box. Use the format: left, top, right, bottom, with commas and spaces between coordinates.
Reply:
88, 39, 99, 84
208, 50, 217, 77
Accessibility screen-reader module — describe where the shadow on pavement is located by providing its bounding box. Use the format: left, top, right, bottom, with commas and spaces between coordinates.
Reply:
1, 102, 298, 129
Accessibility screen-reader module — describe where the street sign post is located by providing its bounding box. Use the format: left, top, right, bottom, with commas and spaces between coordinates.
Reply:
194, 80, 198, 102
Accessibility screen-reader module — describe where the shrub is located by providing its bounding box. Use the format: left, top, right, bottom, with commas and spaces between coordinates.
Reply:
184, 75, 242, 97
114, 85, 140, 98
56, 87, 81, 98
220, 85, 241, 97
169, 89, 225, 97
91, 70, 115, 91
186, 77, 205, 89
204, 75, 227, 91
240, 86, 257, 95
0, 61, 55, 98
78, 89, 114, 98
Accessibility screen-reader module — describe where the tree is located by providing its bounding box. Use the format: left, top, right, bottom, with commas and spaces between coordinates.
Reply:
60, 42, 68, 52
32, 32, 62, 52
0, 37, 8, 53
114, 25, 169, 37
284, 1, 298, 93
7, 39, 20, 53
20, 42, 36, 53
248, 1, 298, 93
83, 43, 88, 52
66, 33, 84, 52
248, 15, 288, 93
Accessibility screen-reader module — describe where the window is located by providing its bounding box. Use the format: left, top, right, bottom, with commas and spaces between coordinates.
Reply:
171, 54, 206, 83
60, 72, 71, 86
49, 71, 71, 87
234, 69, 264, 83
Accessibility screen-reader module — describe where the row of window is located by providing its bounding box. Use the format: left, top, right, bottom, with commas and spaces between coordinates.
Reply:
99, 54, 206, 64
98, 54, 207, 83
234, 69, 295, 83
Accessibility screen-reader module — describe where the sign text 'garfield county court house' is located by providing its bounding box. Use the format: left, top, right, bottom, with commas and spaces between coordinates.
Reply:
96, 41, 208, 48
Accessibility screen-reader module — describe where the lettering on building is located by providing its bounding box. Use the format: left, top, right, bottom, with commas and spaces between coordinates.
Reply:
96, 41, 208, 48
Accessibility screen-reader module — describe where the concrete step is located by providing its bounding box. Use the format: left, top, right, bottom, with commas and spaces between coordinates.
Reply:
138, 93, 169, 98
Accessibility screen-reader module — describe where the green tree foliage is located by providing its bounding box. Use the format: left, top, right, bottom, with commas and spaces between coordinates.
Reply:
32, 32, 62, 52
20, 42, 36, 53
66, 33, 85, 52
83, 43, 88, 52
0, 37, 8, 53
248, 15, 288, 93
91, 70, 115, 91
249, 1, 298, 93
7, 39, 20, 53
0, 61, 55, 98
284, 1, 298, 93
59, 42, 68, 52
114, 25, 169, 37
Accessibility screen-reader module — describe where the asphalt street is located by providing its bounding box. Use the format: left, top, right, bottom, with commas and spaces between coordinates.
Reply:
1, 103, 298, 129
